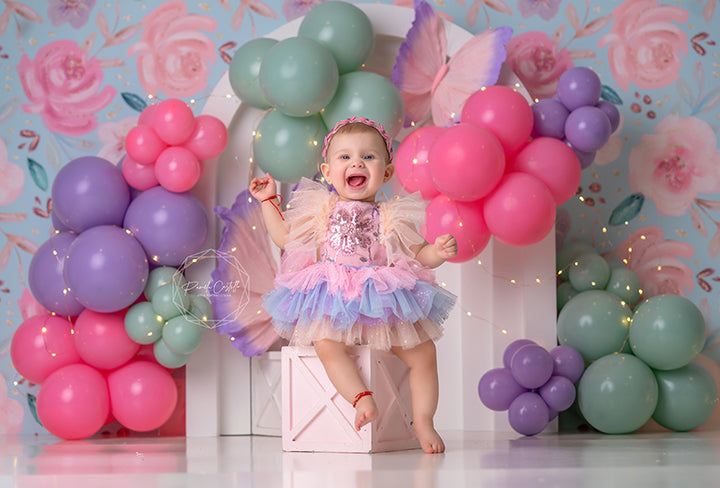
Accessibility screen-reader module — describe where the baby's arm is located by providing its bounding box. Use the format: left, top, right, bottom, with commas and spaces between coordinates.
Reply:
412, 234, 458, 268
249, 173, 288, 250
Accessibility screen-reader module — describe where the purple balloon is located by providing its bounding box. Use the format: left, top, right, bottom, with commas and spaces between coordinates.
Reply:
28, 232, 84, 316
63, 225, 148, 313
123, 187, 209, 267
508, 392, 550, 436
502, 339, 536, 370
51, 156, 130, 233
550, 345, 585, 383
478, 368, 528, 411
557, 66, 602, 111
510, 344, 554, 389
565, 141, 596, 169
50, 211, 71, 232
531, 99, 570, 140
564, 106, 612, 152
539, 375, 576, 412
596, 100, 620, 133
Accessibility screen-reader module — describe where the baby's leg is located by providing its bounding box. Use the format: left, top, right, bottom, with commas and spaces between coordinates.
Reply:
314, 339, 378, 431
392, 340, 444, 454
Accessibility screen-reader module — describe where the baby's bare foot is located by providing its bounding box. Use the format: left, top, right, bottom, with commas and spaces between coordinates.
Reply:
413, 419, 445, 454
354, 396, 378, 431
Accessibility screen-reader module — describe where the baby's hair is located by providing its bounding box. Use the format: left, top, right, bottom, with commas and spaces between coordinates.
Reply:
322, 117, 394, 165
326, 123, 391, 164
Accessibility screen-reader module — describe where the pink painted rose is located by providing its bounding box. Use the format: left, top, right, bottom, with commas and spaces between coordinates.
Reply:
628, 115, 720, 217
97, 116, 139, 165
128, 1, 217, 98
17, 39, 116, 136
0, 375, 23, 435
506, 31, 575, 100
598, 0, 689, 91
606, 226, 695, 298
0, 139, 24, 206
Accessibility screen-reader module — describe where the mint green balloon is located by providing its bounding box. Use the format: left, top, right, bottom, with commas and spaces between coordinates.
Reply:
125, 301, 164, 344
321, 71, 405, 138
188, 295, 213, 325
162, 314, 203, 355
144, 266, 185, 301
578, 353, 658, 434
152, 283, 190, 321
259, 37, 338, 117
557, 290, 632, 362
567, 252, 610, 291
253, 109, 328, 183
605, 267, 642, 305
629, 294, 706, 370
653, 362, 718, 431
298, 1, 374, 74
229, 38, 277, 109
153, 338, 190, 369
556, 241, 596, 273
556, 281, 576, 312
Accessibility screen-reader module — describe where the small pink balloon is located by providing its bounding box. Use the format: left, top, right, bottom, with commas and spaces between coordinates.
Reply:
152, 98, 196, 145
121, 155, 159, 191
428, 124, 505, 202
125, 125, 167, 165
138, 103, 159, 126
425, 194, 491, 262
155, 146, 202, 193
107, 360, 178, 432
394, 126, 443, 200
484, 172, 556, 247
36, 363, 110, 440
508, 137, 581, 205
73, 308, 140, 371
10, 314, 81, 384
181, 115, 229, 160
461, 85, 534, 158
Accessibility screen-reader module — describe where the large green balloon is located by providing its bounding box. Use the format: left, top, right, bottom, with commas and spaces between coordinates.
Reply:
653, 362, 718, 431
229, 38, 277, 109
124, 301, 164, 345
578, 353, 658, 434
259, 37, 338, 117
321, 71, 405, 138
252, 109, 328, 183
557, 290, 632, 362
163, 314, 203, 355
556, 281, 576, 312
567, 252, 610, 291
154, 338, 190, 369
144, 266, 185, 302
151, 283, 190, 321
605, 267, 642, 305
629, 294, 706, 370
298, 1, 374, 74
556, 241, 596, 274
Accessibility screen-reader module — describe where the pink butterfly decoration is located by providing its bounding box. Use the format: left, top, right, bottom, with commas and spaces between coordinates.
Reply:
392, 0, 513, 128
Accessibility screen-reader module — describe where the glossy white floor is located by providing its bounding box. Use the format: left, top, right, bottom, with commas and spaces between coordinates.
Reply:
3, 430, 720, 488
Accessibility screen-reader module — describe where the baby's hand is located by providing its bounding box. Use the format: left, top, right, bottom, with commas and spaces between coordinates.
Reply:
434, 234, 458, 260
249, 173, 278, 201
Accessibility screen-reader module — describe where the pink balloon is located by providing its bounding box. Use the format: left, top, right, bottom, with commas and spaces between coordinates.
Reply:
181, 115, 229, 160
428, 124, 505, 202
508, 137, 581, 205
155, 146, 202, 193
125, 125, 167, 165
461, 86, 534, 158
10, 314, 81, 384
483, 172, 556, 247
394, 126, 443, 200
138, 103, 158, 126
74, 308, 140, 370
152, 99, 196, 145
107, 360, 178, 432
36, 364, 109, 440
121, 155, 159, 191
425, 194, 491, 262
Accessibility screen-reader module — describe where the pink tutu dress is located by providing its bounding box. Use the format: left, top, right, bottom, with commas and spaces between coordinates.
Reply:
263, 178, 456, 351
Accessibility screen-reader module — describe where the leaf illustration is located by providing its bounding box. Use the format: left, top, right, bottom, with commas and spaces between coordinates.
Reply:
247, 0, 278, 19
676, 77, 695, 107
0, 212, 27, 223
27, 158, 48, 191
0, 9, 10, 37
485, 0, 513, 15
82, 31, 96, 51
566, 3, 580, 31
697, 268, 715, 278
45, 138, 61, 172
0, 97, 18, 125
466, 0, 480, 28
695, 86, 720, 115
231, 5, 246, 31
600, 85, 623, 105
694, 61, 705, 94
7, 1, 43, 23
710, 225, 720, 259
577, 15, 612, 38
122, 92, 147, 112
0, 240, 12, 270
105, 23, 142, 47
690, 203, 708, 237
703, 0, 716, 22
96, 10, 110, 40
609, 193, 644, 226
12, 234, 38, 255
27, 394, 42, 425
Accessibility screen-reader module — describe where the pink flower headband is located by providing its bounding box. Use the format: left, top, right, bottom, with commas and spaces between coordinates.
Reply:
321, 116, 394, 162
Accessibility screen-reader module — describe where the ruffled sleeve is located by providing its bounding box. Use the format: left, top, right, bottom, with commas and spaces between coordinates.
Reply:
378, 193, 428, 266
280, 178, 337, 273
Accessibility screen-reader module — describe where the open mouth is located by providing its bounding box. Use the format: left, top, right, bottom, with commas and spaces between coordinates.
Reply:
346, 175, 367, 189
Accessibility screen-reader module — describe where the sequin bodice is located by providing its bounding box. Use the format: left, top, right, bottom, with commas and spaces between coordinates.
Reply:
321, 200, 386, 266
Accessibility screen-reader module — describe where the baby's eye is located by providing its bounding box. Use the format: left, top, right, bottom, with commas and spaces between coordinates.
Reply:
340, 154, 350, 160
363, 154, 375, 160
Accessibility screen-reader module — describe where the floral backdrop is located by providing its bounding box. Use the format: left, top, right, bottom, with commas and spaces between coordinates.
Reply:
0, 0, 717, 435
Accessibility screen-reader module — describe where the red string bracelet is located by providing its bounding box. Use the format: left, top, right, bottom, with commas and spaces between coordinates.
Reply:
352, 391, 373, 408
261, 194, 284, 221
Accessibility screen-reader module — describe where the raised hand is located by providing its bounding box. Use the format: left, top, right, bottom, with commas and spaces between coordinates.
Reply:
249, 173, 278, 202
434, 234, 458, 260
